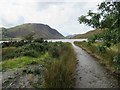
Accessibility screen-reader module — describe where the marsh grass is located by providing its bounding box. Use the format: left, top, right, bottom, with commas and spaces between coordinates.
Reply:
44, 43, 76, 88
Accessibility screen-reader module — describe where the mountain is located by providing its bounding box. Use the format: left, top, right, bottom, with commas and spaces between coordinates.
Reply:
66, 34, 77, 39
2, 23, 64, 39
73, 29, 106, 39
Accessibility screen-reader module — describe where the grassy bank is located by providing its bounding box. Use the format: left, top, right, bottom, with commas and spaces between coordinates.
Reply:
44, 43, 76, 88
1, 40, 76, 88
74, 41, 120, 74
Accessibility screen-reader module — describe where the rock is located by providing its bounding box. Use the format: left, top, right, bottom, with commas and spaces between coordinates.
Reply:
8, 76, 13, 79
79, 77, 82, 80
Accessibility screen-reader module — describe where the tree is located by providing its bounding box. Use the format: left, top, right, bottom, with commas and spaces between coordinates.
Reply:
78, 10, 101, 28
78, 1, 120, 44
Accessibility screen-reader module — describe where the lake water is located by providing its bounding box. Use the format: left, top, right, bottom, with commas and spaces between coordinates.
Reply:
47, 39, 87, 43
0, 39, 87, 44
0, 41, 9, 44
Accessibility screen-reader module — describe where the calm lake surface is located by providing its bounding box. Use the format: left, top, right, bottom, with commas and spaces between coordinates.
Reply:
47, 39, 87, 43
0, 41, 9, 44
0, 39, 87, 44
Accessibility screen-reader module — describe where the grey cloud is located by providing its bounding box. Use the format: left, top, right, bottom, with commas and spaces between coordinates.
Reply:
36, 2, 65, 11
0, 16, 25, 28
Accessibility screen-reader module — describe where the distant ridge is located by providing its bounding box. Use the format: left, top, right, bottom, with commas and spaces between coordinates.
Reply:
2, 23, 64, 39
73, 29, 106, 39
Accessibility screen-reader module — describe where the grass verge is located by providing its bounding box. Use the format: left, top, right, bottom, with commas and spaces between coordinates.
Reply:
44, 43, 76, 88
74, 41, 120, 74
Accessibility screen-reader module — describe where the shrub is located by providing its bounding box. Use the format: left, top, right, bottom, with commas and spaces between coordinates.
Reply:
47, 42, 65, 58
23, 49, 38, 57
113, 54, 120, 64
96, 45, 106, 53
48, 47, 60, 58
2, 47, 16, 56
87, 42, 92, 46
2, 40, 28, 48
2, 52, 16, 60
2, 42, 10, 47
2, 47, 17, 60
113, 54, 120, 69
88, 36, 96, 43
34, 38, 44, 43
103, 42, 111, 48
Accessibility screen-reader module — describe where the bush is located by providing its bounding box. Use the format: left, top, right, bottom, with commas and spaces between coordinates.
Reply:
48, 47, 61, 58
47, 42, 65, 58
113, 54, 120, 69
2, 40, 28, 48
2, 52, 16, 60
23, 49, 38, 57
2, 40, 50, 60
2, 47, 17, 60
34, 38, 44, 43
88, 36, 96, 43
2, 42, 10, 47
2, 47, 16, 55
87, 42, 92, 46
113, 54, 120, 64
96, 45, 106, 53
104, 42, 111, 48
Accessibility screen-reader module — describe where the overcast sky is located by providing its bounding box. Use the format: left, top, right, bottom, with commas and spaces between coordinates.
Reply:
0, 0, 104, 36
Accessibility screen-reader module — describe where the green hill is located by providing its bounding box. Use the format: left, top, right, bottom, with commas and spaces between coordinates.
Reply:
73, 29, 106, 39
2, 23, 64, 39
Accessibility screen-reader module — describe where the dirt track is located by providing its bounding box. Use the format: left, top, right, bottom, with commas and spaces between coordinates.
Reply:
72, 43, 118, 88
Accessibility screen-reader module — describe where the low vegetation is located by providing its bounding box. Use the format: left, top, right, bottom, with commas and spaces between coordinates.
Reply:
1, 39, 76, 88
74, 41, 120, 73
44, 43, 76, 88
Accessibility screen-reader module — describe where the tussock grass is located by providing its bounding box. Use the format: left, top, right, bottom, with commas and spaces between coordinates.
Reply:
44, 43, 76, 88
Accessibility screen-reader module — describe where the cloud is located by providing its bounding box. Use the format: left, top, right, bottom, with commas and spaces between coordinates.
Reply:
0, 16, 25, 27
0, 0, 103, 36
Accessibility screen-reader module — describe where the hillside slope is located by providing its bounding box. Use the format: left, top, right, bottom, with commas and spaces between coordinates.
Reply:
2, 23, 64, 39
73, 29, 106, 39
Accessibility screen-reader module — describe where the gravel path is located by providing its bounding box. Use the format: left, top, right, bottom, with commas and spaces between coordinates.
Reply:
72, 43, 119, 88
